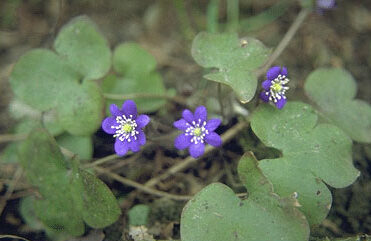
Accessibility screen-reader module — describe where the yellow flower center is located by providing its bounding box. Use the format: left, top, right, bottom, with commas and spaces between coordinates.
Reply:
272, 83, 282, 92
193, 128, 202, 137
122, 123, 133, 133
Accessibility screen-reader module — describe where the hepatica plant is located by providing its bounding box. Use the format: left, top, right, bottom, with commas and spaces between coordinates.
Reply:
2, 2, 371, 241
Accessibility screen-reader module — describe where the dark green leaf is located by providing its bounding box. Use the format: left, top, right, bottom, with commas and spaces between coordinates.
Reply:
78, 169, 121, 228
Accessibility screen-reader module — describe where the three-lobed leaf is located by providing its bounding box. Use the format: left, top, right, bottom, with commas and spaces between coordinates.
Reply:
181, 152, 309, 241
191, 32, 270, 103
250, 101, 360, 225
304, 68, 371, 143
9, 16, 108, 136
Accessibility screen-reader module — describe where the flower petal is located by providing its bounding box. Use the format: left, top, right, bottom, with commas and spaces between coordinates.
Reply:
174, 133, 192, 150
194, 106, 207, 122
205, 118, 221, 132
260, 91, 270, 102
173, 119, 189, 130
182, 109, 194, 123
102, 117, 119, 134
110, 104, 123, 116
280, 67, 288, 77
205, 132, 222, 147
275, 97, 287, 109
122, 100, 137, 118
266, 66, 281, 80
317, 0, 335, 9
189, 142, 205, 158
262, 80, 271, 90
128, 139, 141, 152
136, 114, 150, 128
114, 139, 129, 156
137, 130, 146, 146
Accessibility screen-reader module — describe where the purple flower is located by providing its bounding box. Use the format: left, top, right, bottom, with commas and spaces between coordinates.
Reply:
102, 100, 150, 156
316, 0, 336, 13
260, 66, 290, 109
173, 106, 222, 158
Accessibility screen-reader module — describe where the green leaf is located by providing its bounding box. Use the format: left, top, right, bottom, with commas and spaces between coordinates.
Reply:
181, 153, 309, 241
18, 127, 121, 235
191, 32, 270, 103
9, 49, 79, 111
19, 197, 44, 230
304, 68, 371, 143
54, 16, 111, 80
102, 73, 166, 113
128, 204, 150, 226
113, 42, 156, 77
77, 169, 121, 228
57, 80, 104, 136
250, 102, 360, 225
56, 133, 93, 160
18, 127, 85, 236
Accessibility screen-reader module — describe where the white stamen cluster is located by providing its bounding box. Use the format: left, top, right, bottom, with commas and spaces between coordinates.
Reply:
112, 115, 139, 142
265, 74, 290, 103
185, 119, 209, 144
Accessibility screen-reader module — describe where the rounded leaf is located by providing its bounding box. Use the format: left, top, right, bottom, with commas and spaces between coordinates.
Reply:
9, 49, 79, 111
54, 16, 111, 80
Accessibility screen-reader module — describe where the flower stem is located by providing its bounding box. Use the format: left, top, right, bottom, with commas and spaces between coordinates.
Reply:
103, 93, 187, 106
256, 8, 310, 77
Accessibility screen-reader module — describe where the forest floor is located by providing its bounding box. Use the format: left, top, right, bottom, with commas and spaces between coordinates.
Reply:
0, 0, 371, 240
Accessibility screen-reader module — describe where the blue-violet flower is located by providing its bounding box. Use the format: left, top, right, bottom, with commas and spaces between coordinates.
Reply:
173, 106, 222, 158
260, 66, 290, 109
316, 0, 336, 13
102, 100, 150, 156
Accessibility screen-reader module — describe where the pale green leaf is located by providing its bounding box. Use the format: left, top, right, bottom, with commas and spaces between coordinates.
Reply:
191, 32, 270, 103
56, 133, 93, 160
128, 204, 150, 226
102, 73, 166, 113
9, 49, 79, 111
304, 68, 371, 143
54, 16, 111, 80
113, 42, 156, 76
181, 153, 309, 241
57, 80, 104, 136
251, 102, 360, 225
